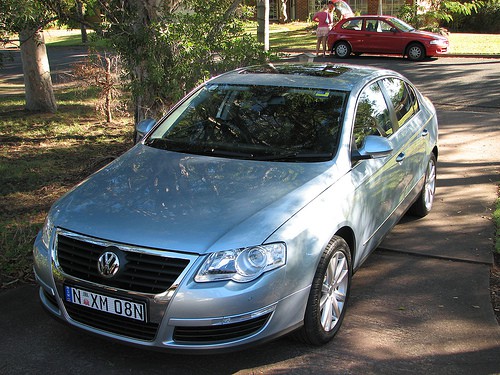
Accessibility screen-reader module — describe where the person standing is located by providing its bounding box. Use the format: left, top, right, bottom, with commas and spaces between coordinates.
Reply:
313, 6, 332, 57
332, 0, 354, 20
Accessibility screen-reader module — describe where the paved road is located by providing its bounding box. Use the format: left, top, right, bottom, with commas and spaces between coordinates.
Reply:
1, 52, 499, 374
1, 46, 90, 86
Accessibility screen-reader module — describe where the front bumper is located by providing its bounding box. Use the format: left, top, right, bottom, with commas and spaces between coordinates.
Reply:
33, 229, 307, 352
427, 42, 449, 56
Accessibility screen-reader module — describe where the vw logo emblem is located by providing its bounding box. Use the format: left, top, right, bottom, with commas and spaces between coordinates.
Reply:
97, 251, 120, 278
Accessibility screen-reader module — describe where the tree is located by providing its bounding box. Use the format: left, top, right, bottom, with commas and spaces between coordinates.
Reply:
75, 0, 88, 44
78, 0, 271, 122
0, 0, 58, 113
3, 0, 271, 121
398, 0, 483, 32
257, 0, 270, 51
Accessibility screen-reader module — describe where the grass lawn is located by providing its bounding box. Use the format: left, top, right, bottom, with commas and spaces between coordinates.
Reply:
0, 85, 134, 286
447, 33, 500, 55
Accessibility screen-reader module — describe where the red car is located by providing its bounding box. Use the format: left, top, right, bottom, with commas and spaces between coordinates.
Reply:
328, 15, 449, 61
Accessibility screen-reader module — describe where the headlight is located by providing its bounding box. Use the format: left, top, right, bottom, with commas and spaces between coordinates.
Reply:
195, 243, 286, 283
430, 39, 446, 46
41, 215, 54, 249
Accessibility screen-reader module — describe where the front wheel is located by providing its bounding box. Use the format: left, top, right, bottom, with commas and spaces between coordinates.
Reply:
334, 41, 351, 58
407, 43, 425, 61
409, 153, 437, 217
296, 236, 352, 345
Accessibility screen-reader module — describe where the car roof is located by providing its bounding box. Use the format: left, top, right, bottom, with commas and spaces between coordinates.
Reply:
208, 63, 398, 92
346, 15, 393, 19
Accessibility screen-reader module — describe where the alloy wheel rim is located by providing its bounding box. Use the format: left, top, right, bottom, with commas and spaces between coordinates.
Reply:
424, 159, 436, 211
320, 251, 348, 331
336, 45, 348, 57
409, 47, 422, 60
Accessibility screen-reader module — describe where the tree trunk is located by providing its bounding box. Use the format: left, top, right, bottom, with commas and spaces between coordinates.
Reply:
105, 57, 112, 123
76, 0, 88, 44
257, 0, 270, 51
19, 29, 57, 113
129, 0, 165, 124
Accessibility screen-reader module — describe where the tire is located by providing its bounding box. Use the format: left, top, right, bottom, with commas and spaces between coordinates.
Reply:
409, 153, 437, 217
297, 236, 352, 346
407, 43, 425, 61
335, 41, 351, 59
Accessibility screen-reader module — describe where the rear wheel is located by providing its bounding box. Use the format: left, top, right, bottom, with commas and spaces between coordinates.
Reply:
335, 41, 351, 58
407, 43, 425, 61
409, 153, 437, 217
296, 236, 352, 345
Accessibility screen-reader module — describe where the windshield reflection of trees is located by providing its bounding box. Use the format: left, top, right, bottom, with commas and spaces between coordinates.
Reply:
163, 85, 347, 161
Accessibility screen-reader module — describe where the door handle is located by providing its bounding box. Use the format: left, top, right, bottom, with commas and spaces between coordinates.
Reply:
421, 129, 429, 137
396, 153, 405, 163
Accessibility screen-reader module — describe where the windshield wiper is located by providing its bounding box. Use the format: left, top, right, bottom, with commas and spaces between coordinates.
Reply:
204, 149, 257, 159
146, 138, 210, 153
254, 151, 333, 162
146, 139, 333, 161
145, 138, 191, 152
146, 138, 258, 159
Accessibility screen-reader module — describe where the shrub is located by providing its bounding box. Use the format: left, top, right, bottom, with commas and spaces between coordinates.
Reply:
444, 0, 500, 33
398, 1, 484, 33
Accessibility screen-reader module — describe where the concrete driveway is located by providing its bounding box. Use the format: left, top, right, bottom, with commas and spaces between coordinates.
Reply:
0, 54, 499, 374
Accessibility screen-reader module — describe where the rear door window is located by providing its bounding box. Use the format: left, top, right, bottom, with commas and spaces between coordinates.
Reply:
381, 78, 419, 128
342, 19, 362, 31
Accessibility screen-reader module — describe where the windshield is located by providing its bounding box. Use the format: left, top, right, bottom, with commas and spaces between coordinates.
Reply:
390, 17, 415, 32
146, 84, 347, 162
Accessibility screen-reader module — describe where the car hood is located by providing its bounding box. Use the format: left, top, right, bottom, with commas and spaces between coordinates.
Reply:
50, 144, 341, 254
410, 29, 448, 41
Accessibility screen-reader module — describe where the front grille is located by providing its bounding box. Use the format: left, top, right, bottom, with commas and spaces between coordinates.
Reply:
56, 233, 190, 294
173, 313, 271, 343
63, 300, 158, 341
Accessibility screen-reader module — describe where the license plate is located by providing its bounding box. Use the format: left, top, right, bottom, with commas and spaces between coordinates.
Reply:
64, 285, 147, 322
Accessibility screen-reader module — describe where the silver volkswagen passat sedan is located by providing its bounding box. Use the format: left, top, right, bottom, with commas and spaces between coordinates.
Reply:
33, 63, 438, 352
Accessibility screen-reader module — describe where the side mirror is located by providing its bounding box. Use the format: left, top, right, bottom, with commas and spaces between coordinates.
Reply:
352, 135, 393, 161
134, 118, 156, 144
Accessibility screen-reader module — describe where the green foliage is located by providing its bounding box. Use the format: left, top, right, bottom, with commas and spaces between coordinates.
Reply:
495, 191, 500, 254
0, 0, 51, 69
398, 0, 483, 32
444, 0, 500, 32
96, 0, 273, 120
441, 0, 482, 20
0, 0, 53, 34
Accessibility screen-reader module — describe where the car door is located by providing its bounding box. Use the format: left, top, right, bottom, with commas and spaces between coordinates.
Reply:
365, 19, 407, 54
338, 18, 365, 51
379, 77, 427, 200
348, 80, 405, 260
361, 18, 381, 53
